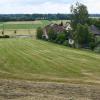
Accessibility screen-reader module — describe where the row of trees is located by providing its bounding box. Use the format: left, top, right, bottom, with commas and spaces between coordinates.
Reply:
0, 14, 71, 21
0, 14, 99, 21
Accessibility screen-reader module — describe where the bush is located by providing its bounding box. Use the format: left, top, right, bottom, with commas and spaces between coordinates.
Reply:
3, 35, 10, 38
36, 27, 43, 39
63, 40, 69, 46
0, 35, 10, 38
48, 28, 57, 41
56, 33, 66, 44
89, 42, 96, 50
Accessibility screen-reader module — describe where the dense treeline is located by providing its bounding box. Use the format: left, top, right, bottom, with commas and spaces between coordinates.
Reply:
0, 14, 99, 21
0, 14, 71, 21
90, 14, 100, 18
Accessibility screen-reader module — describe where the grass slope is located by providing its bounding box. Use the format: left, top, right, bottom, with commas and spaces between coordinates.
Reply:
0, 38, 100, 83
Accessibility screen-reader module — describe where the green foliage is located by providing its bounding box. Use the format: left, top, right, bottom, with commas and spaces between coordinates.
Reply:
0, 35, 10, 38
63, 30, 70, 38
48, 28, 57, 41
94, 19, 100, 29
87, 18, 96, 25
63, 40, 69, 46
74, 24, 95, 48
36, 27, 43, 39
56, 33, 66, 44
88, 32, 95, 50
89, 42, 96, 50
87, 18, 100, 29
71, 2, 89, 29
70, 2, 96, 50
0, 14, 71, 21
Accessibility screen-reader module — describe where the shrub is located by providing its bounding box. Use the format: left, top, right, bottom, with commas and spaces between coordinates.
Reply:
56, 33, 66, 44
63, 40, 69, 46
36, 27, 43, 39
3, 35, 10, 38
89, 42, 96, 50
0, 35, 10, 38
48, 28, 57, 41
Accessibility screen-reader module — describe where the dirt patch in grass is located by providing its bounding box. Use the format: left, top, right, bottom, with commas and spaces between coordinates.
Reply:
0, 79, 100, 100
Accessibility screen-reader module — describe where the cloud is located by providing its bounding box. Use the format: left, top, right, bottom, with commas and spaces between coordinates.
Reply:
84, 0, 100, 13
72, 0, 100, 14
0, 1, 71, 14
0, 0, 99, 14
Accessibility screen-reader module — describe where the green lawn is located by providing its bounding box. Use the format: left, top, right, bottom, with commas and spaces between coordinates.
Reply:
0, 38, 100, 83
0, 20, 49, 29
0, 24, 43, 29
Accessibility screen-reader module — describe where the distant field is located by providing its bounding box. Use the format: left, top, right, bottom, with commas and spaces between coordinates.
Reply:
0, 38, 100, 83
0, 20, 67, 36
0, 29, 36, 37
0, 20, 67, 29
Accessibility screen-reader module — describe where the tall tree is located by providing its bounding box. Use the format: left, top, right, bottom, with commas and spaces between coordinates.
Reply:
71, 2, 89, 30
74, 24, 95, 48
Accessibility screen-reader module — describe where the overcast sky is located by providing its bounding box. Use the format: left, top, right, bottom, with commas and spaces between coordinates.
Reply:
0, 0, 99, 14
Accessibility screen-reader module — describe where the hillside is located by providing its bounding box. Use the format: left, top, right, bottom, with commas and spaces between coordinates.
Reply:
0, 38, 100, 83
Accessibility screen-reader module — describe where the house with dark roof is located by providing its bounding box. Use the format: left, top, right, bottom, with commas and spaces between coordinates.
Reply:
42, 23, 73, 42
89, 25, 100, 36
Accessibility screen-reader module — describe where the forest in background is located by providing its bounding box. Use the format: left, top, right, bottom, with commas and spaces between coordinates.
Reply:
0, 14, 100, 21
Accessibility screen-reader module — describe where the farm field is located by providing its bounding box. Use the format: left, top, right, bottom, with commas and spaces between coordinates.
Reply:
0, 38, 100, 100
0, 20, 100, 100
0, 20, 67, 29
0, 20, 47, 29
0, 38, 100, 82
0, 20, 67, 36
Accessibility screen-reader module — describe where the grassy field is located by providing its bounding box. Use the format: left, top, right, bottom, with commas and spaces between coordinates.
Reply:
0, 20, 100, 100
0, 38, 100, 83
0, 25, 100, 99
0, 20, 67, 29
0, 20, 67, 36
0, 20, 46, 29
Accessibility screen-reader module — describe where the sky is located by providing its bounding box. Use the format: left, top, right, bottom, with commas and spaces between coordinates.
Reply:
0, 0, 99, 14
